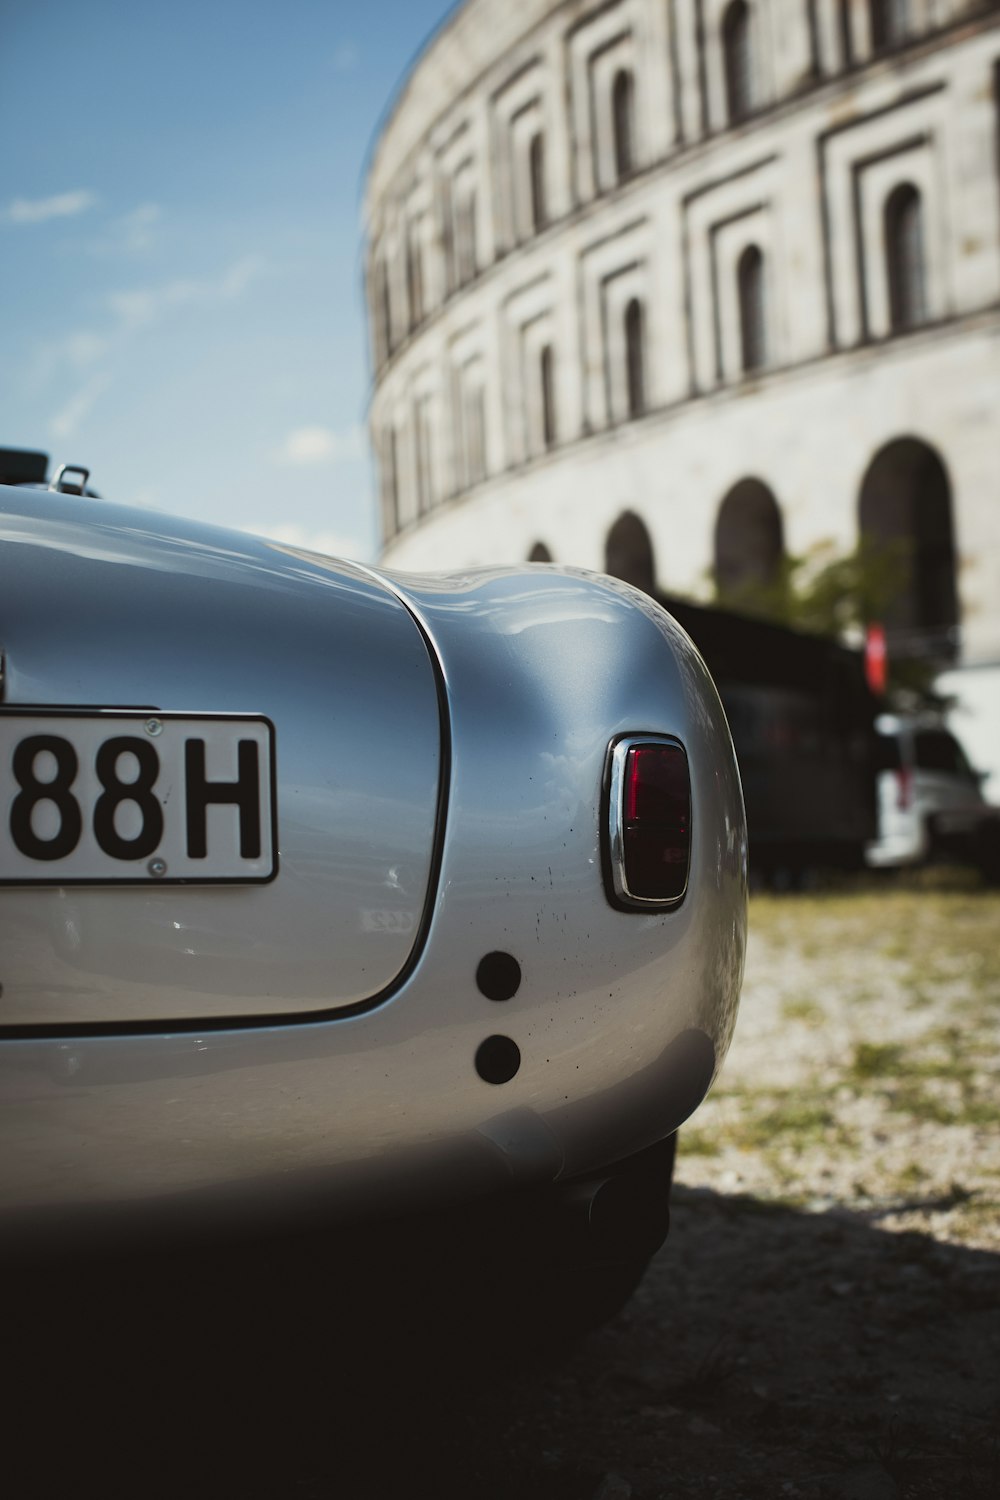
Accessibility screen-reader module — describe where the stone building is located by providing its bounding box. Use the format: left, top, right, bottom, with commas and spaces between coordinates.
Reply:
363, 0, 1000, 782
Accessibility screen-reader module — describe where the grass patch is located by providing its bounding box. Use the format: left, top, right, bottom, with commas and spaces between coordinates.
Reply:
959, 1097, 1000, 1127
781, 996, 823, 1024
678, 1129, 720, 1157
749, 888, 1000, 1004
890, 1083, 960, 1125
847, 1031, 1000, 1127
892, 1161, 929, 1194
851, 1042, 905, 1079
749, 1100, 839, 1147
885, 1081, 1000, 1128
694, 1091, 847, 1156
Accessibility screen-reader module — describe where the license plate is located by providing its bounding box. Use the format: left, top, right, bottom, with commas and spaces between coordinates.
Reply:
0, 711, 276, 885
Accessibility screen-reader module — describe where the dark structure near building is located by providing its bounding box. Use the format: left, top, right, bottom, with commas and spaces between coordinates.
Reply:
664, 595, 879, 879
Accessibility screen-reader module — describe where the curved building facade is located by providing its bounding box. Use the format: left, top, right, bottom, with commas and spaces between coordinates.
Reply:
364, 0, 1000, 770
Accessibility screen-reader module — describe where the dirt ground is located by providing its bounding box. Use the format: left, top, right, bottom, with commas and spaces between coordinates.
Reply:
10, 881, 1000, 1500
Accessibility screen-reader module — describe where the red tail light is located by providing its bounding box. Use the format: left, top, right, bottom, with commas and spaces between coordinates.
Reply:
606, 736, 691, 908
896, 767, 913, 811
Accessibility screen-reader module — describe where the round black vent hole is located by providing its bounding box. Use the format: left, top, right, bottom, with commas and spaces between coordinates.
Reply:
475, 1035, 521, 1085
476, 951, 522, 1002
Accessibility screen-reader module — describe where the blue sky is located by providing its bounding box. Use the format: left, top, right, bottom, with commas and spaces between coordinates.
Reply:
1, 0, 454, 561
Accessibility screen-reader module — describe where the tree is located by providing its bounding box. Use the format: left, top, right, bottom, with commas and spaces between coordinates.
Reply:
711, 536, 941, 702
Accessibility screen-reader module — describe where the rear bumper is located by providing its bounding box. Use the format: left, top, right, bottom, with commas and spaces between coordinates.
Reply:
0, 1126, 681, 1271
0, 995, 718, 1249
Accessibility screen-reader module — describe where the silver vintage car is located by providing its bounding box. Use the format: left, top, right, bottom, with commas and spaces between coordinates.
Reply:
0, 481, 746, 1326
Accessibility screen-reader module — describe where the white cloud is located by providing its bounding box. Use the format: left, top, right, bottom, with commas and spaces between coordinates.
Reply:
65, 331, 111, 368
121, 201, 160, 248
50, 372, 112, 440
107, 278, 197, 330
239, 519, 370, 563
91, 201, 162, 255
27, 329, 110, 390
106, 255, 265, 330
8, 189, 98, 225
219, 254, 265, 299
39, 255, 268, 440
274, 424, 365, 467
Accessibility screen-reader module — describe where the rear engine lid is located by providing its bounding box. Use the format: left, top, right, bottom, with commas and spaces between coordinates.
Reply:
0, 489, 443, 1029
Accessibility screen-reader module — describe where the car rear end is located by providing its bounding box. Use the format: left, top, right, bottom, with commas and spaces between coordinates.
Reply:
0, 486, 746, 1258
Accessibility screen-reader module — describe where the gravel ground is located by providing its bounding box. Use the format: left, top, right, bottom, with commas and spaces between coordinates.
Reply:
681, 879, 1000, 1251
11, 881, 1000, 1499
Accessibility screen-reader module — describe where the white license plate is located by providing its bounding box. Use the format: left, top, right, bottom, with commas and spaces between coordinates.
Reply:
0, 712, 276, 885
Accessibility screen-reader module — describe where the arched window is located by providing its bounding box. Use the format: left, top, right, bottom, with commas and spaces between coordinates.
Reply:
528, 542, 553, 562
859, 437, 957, 660
440, 178, 456, 292
529, 133, 546, 233
714, 479, 784, 599
605, 511, 656, 596
377, 258, 392, 360
806, 0, 821, 78
737, 244, 767, 373
466, 383, 486, 485
540, 344, 556, 449
383, 427, 399, 538
838, 0, 853, 66
870, 0, 906, 54
612, 69, 634, 183
406, 226, 423, 330
624, 298, 645, 418
455, 189, 477, 285
723, 1, 753, 124
414, 399, 433, 516
885, 183, 926, 333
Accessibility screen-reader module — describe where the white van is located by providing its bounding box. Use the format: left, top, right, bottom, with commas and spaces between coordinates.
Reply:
867, 714, 999, 878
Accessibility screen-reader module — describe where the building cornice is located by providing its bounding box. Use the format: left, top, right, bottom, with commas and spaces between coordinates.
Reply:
378, 301, 1000, 556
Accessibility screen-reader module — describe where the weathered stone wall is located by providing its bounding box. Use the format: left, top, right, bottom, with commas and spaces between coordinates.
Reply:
364, 0, 1000, 683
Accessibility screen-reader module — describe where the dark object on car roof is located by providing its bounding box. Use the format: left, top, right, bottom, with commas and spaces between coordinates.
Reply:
0, 451, 100, 498
0, 448, 48, 487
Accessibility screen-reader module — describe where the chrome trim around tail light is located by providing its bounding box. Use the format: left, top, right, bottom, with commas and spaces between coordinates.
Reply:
605, 734, 691, 911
